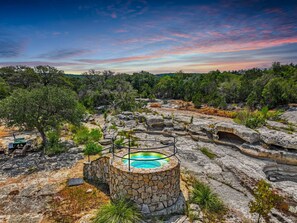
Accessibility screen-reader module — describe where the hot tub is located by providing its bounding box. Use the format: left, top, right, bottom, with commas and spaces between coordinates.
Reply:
122, 152, 169, 169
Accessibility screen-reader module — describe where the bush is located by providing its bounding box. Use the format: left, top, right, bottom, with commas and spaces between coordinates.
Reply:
234, 109, 266, 129
249, 179, 282, 223
191, 180, 225, 213
45, 130, 67, 156
84, 141, 103, 162
89, 129, 103, 141
93, 198, 142, 223
74, 126, 102, 144
74, 126, 90, 144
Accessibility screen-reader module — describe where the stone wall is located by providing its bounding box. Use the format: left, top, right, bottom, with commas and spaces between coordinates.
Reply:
83, 155, 110, 184
83, 153, 183, 216
109, 162, 181, 215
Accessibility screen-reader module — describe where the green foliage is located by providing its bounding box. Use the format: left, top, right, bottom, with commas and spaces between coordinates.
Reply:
1, 62, 296, 115
249, 179, 282, 223
0, 78, 10, 99
84, 141, 103, 156
45, 130, 67, 156
114, 137, 126, 148
74, 126, 103, 145
234, 109, 266, 129
93, 198, 142, 223
191, 180, 225, 213
200, 147, 217, 159
0, 86, 85, 146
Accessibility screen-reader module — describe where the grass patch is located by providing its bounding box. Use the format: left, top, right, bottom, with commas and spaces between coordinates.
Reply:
200, 147, 217, 159
48, 183, 109, 223
93, 198, 142, 223
190, 180, 226, 221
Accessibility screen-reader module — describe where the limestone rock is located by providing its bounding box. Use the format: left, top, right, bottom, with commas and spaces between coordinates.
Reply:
257, 127, 297, 150
146, 115, 165, 129
214, 122, 260, 144
281, 107, 297, 125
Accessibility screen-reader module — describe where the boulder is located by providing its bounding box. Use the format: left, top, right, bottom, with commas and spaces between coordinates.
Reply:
281, 107, 297, 125
145, 115, 165, 129
214, 122, 260, 144
257, 127, 297, 150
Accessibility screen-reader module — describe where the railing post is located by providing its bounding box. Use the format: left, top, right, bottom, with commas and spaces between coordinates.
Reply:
112, 137, 114, 159
128, 135, 131, 172
174, 135, 176, 155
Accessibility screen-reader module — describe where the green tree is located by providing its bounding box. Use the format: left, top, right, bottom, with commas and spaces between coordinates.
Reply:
249, 179, 282, 223
0, 78, 10, 99
0, 86, 85, 147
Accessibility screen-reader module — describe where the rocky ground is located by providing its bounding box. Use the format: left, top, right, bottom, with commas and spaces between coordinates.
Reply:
1, 102, 297, 223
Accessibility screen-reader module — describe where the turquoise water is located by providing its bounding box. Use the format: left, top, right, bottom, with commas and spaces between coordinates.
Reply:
122, 152, 169, 169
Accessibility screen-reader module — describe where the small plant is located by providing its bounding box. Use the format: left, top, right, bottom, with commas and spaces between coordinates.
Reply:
190, 180, 225, 213
234, 109, 266, 129
114, 137, 126, 148
93, 198, 142, 223
89, 129, 103, 141
249, 179, 282, 223
45, 130, 67, 156
74, 126, 102, 145
200, 147, 217, 159
73, 126, 91, 144
190, 116, 194, 124
84, 141, 103, 162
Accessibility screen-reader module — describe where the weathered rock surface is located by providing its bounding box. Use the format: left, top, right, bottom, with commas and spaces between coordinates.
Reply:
214, 122, 260, 143
146, 115, 165, 129
281, 107, 297, 125
257, 127, 297, 150
0, 151, 84, 177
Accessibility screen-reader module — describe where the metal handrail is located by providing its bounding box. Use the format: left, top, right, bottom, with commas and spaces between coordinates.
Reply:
110, 131, 178, 171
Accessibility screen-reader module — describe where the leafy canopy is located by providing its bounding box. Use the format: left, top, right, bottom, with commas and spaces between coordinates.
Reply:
0, 86, 85, 145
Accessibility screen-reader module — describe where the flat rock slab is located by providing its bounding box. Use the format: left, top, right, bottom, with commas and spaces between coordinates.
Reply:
67, 178, 84, 187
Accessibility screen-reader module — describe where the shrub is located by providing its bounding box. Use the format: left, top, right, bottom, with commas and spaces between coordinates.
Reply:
45, 130, 67, 156
200, 147, 217, 159
191, 180, 224, 213
93, 198, 142, 223
114, 137, 126, 148
234, 109, 266, 129
84, 141, 103, 162
74, 126, 102, 145
249, 179, 283, 223
89, 129, 103, 141
74, 126, 90, 144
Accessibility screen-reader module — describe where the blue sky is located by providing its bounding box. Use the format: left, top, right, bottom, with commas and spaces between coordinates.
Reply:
0, 0, 297, 74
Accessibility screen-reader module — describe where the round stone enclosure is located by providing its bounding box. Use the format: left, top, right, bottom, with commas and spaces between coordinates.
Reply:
109, 150, 180, 214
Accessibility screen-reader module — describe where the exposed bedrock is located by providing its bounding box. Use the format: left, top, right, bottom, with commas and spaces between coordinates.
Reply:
258, 127, 297, 150
263, 164, 297, 183
113, 112, 297, 165
213, 122, 260, 144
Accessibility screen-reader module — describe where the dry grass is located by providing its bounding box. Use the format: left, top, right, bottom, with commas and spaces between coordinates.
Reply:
46, 183, 110, 223
150, 103, 161, 108
170, 100, 237, 118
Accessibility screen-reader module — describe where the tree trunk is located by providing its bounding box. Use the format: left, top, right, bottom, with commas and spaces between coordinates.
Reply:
39, 130, 47, 146
38, 129, 48, 155
257, 214, 261, 223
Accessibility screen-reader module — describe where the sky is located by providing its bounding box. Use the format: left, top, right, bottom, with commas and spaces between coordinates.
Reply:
0, 0, 297, 74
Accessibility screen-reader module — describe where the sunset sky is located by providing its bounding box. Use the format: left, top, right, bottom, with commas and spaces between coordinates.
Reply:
1, 0, 297, 74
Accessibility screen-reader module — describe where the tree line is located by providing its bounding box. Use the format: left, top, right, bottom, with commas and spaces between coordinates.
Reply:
0, 63, 296, 146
